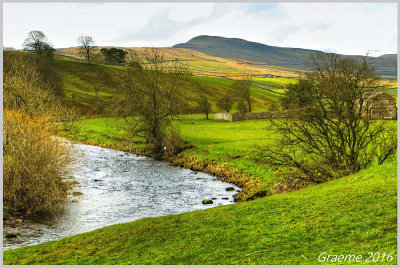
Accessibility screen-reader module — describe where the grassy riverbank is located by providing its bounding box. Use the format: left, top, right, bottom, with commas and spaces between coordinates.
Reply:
3, 161, 397, 265
62, 115, 396, 200
62, 115, 281, 199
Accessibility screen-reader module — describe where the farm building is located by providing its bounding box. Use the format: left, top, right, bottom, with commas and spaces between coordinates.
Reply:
363, 92, 397, 120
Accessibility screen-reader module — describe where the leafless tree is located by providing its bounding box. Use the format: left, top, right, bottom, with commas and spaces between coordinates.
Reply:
259, 52, 396, 184
23, 30, 54, 57
115, 48, 190, 148
196, 95, 212, 119
232, 74, 253, 112
77, 35, 95, 63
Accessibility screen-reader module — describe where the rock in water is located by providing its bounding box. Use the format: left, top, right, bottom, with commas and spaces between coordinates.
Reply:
202, 199, 213, 204
5, 233, 18, 238
225, 187, 235, 191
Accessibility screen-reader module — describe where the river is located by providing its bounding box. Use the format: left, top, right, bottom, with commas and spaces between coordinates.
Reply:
3, 143, 240, 250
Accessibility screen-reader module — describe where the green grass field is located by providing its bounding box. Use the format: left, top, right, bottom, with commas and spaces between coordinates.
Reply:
54, 59, 283, 115
3, 161, 396, 265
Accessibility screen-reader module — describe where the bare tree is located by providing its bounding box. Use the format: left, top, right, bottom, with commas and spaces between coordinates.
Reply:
115, 48, 190, 149
232, 74, 253, 112
260, 52, 396, 184
23, 30, 54, 57
77, 35, 95, 63
217, 95, 234, 113
196, 95, 212, 119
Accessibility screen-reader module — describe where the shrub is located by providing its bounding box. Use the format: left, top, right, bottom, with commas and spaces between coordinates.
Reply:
162, 125, 187, 158
3, 109, 73, 215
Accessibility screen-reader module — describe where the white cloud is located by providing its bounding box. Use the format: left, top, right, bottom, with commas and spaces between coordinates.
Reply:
3, 2, 397, 55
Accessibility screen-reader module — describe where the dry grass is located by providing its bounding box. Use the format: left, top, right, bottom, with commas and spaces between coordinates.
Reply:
3, 109, 73, 215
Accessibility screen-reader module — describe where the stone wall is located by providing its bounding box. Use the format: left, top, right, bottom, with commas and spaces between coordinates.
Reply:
215, 104, 397, 122
215, 111, 292, 122
214, 113, 233, 121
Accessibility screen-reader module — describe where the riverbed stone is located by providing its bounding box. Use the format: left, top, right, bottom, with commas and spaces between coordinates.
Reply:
247, 190, 269, 201
225, 187, 235, 191
222, 197, 229, 200
202, 199, 213, 204
5, 233, 18, 238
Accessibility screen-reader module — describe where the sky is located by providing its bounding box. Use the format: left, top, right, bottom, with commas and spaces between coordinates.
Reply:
3, 2, 397, 56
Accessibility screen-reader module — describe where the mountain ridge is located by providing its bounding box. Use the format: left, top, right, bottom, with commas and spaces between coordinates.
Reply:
173, 35, 397, 77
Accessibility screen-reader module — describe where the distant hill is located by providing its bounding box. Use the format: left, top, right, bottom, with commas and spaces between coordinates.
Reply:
173, 35, 397, 77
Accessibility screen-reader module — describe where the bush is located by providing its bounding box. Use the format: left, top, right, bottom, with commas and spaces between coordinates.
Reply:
3, 109, 73, 215
162, 125, 187, 158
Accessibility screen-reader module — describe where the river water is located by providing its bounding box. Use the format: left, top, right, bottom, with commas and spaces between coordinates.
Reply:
3, 143, 240, 250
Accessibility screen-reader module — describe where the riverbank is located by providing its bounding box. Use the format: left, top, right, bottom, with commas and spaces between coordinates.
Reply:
61, 116, 287, 201
4, 161, 397, 265
4, 143, 240, 250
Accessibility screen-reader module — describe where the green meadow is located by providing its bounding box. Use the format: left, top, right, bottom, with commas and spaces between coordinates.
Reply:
4, 161, 396, 265
63, 115, 280, 192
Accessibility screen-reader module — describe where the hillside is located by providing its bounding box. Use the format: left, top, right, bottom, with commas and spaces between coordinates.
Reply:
52, 59, 282, 115
3, 161, 396, 265
173, 35, 397, 77
55, 47, 299, 78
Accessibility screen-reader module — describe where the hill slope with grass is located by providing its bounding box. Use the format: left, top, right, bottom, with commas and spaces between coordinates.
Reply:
53, 59, 282, 114
173, 35, 397, 77
3, 161, 396, 265
55, 46, 299, 78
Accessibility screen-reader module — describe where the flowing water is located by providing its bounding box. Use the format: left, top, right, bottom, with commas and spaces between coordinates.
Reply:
3, 143, 240, 250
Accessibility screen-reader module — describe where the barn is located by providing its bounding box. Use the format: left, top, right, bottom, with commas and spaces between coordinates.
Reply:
363, 92, 397, 120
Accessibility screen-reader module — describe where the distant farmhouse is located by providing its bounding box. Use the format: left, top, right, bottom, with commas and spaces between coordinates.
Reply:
261, 74, 282, 78
362, 92, 397, 120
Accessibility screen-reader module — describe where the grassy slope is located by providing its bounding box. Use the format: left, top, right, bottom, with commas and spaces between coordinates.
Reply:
55, 47, 298, 78
54, 59, 282, 114
3, 161, 396, 265
53, 59, 125, 114
53, 59, 394, 114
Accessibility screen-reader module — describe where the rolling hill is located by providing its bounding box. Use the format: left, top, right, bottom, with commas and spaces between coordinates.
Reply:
51, 59, 282, 115
55, 46, 299, 78
173, 35, 397, 77
55, 36, 396, 78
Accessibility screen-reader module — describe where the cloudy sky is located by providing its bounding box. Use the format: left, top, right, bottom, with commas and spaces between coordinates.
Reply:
3, 2, 397, 56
